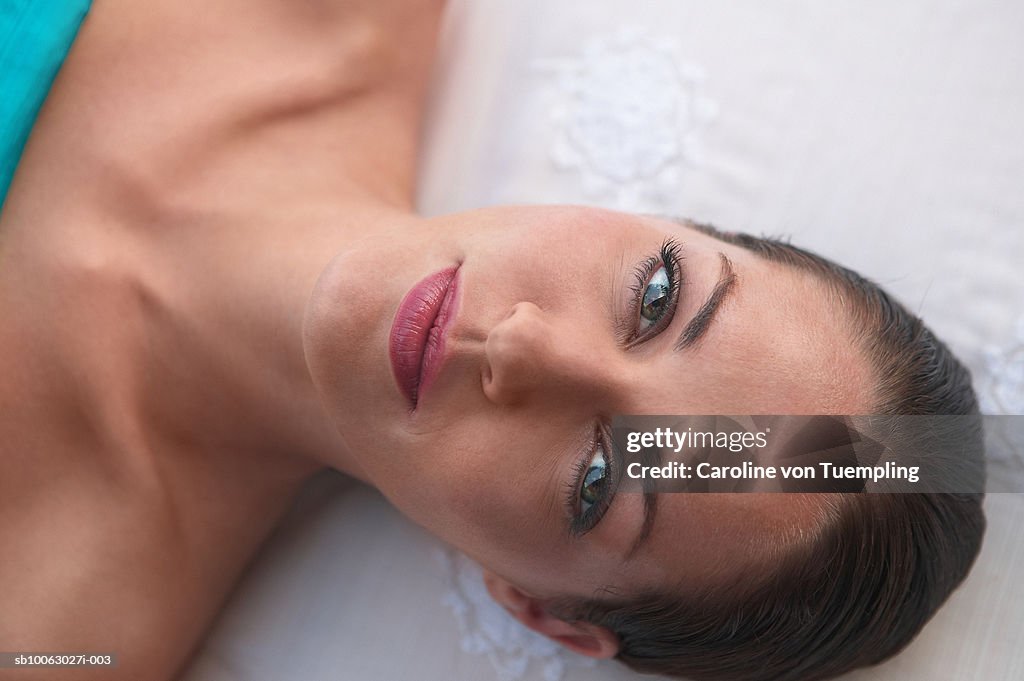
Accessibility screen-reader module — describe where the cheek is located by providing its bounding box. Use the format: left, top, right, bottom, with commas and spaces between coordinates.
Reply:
389, 430, 566, 560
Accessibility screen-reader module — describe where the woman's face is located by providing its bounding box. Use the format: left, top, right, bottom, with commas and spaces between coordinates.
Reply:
303, 205, 871, 598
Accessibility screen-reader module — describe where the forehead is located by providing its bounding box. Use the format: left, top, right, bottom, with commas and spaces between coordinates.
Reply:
621, 492, 836, 595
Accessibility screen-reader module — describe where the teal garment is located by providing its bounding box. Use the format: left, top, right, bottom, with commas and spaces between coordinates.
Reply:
0, 0, 91, 210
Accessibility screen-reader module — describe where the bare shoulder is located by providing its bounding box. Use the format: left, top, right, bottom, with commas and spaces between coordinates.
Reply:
0, 468, 199, 681
0, 0, 444, 233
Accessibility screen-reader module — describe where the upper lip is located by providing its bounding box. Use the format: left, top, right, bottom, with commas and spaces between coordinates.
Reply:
388, 265, 461, 408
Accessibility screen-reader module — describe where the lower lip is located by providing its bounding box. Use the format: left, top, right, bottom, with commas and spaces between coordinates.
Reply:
389, 266, 461, 407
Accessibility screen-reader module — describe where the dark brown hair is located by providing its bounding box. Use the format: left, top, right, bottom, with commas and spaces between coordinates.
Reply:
549, 222, 986, 681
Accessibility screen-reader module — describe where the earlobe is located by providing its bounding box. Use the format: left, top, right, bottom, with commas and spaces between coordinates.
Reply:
481, 570, 620, 660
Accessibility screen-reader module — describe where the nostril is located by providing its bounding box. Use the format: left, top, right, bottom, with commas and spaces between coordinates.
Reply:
482, 301, 548, 405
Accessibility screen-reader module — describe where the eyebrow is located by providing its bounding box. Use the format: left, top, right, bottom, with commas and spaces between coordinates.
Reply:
625, 489, 658, 560
624, 446, 661, 560
674, 252, 737, 352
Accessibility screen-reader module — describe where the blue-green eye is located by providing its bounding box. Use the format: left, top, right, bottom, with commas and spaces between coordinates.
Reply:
624, 239, 682, 346
567, 430, 619, 538
580, 446, 609, 515
639, 266, 671, 330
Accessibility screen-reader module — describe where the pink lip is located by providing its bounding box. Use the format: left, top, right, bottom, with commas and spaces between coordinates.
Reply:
389, 266, 461, 407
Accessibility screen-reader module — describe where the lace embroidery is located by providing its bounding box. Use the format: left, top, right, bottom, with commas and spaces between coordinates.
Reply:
980, 316, 1024, 416
437, 549, 597, 681
979, 317, 1024, 492
535, 27, 717, 211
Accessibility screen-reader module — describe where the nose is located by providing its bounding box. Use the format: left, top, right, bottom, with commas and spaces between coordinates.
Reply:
482, 301, 613, 406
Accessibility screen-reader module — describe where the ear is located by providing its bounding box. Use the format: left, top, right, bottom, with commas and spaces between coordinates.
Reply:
482, 569, 620, 659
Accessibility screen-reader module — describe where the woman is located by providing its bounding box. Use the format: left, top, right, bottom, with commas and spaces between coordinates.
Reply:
0, 1, 984, 680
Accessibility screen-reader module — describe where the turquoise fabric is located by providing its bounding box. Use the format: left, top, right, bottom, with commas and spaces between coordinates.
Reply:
0, 0, 90, 209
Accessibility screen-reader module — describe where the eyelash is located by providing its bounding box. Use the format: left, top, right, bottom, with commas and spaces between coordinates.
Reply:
565, 240, 683, 537
622, 238, 684, 346
565, 424, 618, 538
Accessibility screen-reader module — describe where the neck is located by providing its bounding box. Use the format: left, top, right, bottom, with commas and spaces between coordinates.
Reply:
0, 197, 422, 500
139, 199, 422, 483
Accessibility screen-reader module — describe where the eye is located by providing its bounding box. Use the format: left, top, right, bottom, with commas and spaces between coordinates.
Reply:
567, 428, 620, 538
579, 445, 609, 516
623, 239, 682, 346
639, 266, 671, 331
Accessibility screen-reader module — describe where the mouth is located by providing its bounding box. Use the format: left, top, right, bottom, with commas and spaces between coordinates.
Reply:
389, 265, 461, 408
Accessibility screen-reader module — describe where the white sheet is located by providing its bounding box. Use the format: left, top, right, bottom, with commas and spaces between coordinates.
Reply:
182, 1, 1024, 679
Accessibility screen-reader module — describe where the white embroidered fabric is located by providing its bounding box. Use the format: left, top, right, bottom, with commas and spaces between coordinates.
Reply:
437, 549, 596, 681
536, 27, 716, 211
981, 316, 1024, 494
981, 316, 1024, 416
